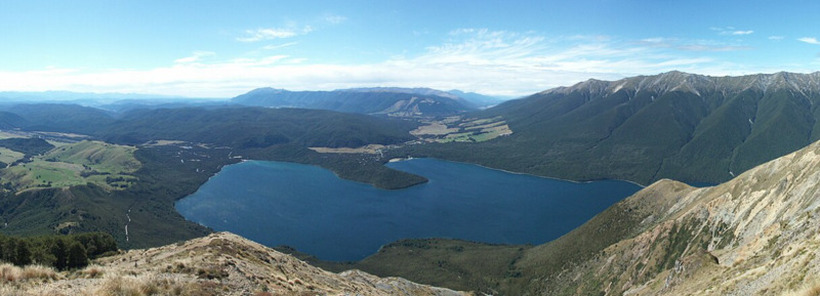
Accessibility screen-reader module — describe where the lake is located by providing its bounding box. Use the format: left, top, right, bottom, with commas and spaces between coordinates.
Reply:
175, 158, 642, 261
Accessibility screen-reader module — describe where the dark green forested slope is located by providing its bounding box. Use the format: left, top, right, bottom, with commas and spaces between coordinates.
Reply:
401, 71, 820, 185
98, 107, 419, 148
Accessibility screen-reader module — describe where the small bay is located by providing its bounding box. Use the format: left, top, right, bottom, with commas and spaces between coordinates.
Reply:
175, 158, 641, 261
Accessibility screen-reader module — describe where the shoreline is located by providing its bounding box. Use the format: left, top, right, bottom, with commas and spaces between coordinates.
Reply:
388, 157, 648, 188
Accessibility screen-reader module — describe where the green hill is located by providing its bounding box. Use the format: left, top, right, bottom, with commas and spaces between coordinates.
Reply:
0, 140, 140, 192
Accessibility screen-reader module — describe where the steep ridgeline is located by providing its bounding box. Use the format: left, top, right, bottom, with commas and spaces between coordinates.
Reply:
232, 87, 478, 117
421, 71, 820, 185
515, 139, 820, 295
2, 232, 468, 296
359, 140, 820, 295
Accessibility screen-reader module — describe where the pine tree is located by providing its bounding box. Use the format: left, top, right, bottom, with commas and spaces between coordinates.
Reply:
51, 238, 68, 270
14, 240, 32, 266
66, 242, 88, 269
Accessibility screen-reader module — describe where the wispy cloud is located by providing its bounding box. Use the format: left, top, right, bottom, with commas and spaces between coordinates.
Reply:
324, 14, 347, 24
174, 51, 215, 64
798, 37, 820, 45
263, 42, 299, 50
639, 37, 750, 52
711, 26, 754, 36
237, 26, 313, 42
769, 36, 785, 41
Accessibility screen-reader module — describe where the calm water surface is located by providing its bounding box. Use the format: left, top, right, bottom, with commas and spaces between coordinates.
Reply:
175, 158, 641, 261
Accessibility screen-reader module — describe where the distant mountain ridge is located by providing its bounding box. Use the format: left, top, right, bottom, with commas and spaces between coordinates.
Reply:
544, 70, 820, 97
231, 87, 493, 117
411, 71, 820, 186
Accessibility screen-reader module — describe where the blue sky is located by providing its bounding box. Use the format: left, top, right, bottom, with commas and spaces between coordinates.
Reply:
2, 0, 820, 98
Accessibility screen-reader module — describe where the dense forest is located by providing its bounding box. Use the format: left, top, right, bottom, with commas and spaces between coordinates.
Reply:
0, 232, 116, 270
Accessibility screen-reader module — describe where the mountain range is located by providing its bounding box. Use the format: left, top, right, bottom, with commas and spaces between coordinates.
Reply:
231, 87, 501, 117
408, 71, 820, 186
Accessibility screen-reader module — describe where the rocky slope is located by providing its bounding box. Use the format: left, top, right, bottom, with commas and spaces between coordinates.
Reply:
1, 232, 468, 296
521, 139, 820, 295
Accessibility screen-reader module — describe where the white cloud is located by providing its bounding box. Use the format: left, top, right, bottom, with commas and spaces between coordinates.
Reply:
237, 26, 313, 42
711, 26, 753, 36
0, 29, 802, 98
174, 51, 215, 64
731, 30, 753, 35
263, 42, 299, 50
768, 36, 785, 41
798, 37, 820, 45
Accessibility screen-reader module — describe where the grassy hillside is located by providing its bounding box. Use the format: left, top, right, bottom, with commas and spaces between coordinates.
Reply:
0, 141, 140, 192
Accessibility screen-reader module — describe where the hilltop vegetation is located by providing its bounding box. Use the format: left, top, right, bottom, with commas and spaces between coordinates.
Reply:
0, 232, 116, 270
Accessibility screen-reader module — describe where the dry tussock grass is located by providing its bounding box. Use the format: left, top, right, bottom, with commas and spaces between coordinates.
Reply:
785, 281, 820, 296
93, 272, 219, 296
81, 264, 105, 278
0, 263, 57, 283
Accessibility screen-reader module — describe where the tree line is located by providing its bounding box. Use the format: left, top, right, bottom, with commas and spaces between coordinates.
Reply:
0, 232, 117, 270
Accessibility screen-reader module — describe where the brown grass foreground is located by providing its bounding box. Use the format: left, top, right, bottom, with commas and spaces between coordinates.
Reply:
0, 232, 468, 296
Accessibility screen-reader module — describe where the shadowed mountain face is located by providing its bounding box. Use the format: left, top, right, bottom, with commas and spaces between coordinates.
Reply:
414, 71, 820, 186
232, 87, 478, 117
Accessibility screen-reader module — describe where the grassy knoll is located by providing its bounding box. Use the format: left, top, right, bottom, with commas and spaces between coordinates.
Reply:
0, 147, 24, 166
0, 140, 140, 192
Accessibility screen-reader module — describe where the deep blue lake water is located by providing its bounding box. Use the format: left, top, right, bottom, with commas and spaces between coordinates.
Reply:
175, 158, 642, 261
